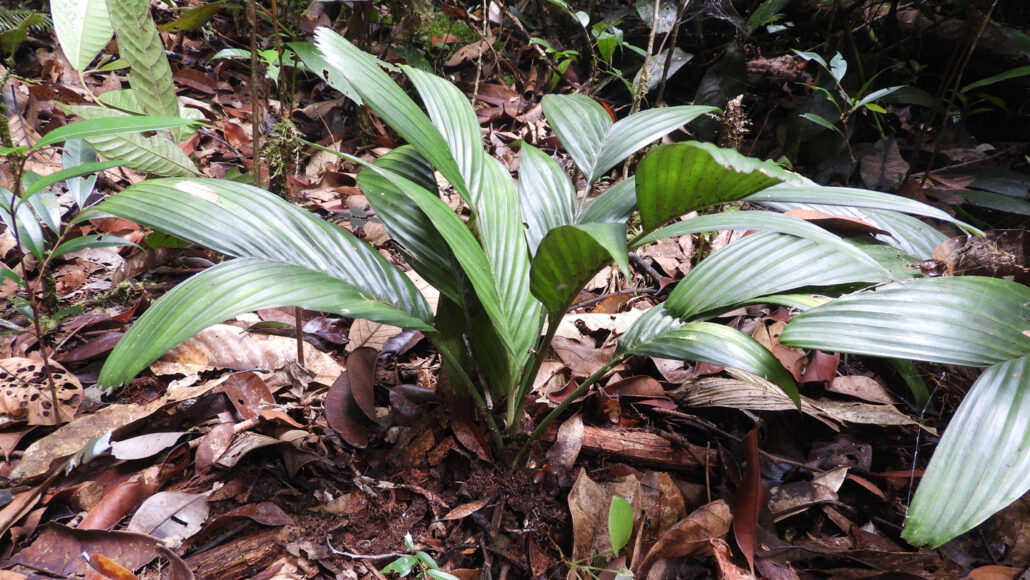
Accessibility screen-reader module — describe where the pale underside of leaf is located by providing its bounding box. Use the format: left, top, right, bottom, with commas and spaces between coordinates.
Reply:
50, 0, 114, 71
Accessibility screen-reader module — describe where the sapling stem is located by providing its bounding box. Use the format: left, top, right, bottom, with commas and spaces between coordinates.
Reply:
508, 311, 562, 431
511, 358, 620, 468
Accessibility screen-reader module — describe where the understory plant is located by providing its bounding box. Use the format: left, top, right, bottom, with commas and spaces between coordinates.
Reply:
89, 28, 1030, 549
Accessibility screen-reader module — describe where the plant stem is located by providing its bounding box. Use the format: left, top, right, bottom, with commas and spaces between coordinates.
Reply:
247, 0, 262, 188
511, 358, 619, 468
508, 311, 561, 431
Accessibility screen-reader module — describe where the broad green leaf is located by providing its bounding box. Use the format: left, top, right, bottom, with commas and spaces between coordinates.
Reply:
380, 555, 417, 576
781, 277, 1030, 366
617, 306, 685, 356
0, 263, 23, 287
664, 232, 892, 320
542, 94, 715, 184
287, 41, 362, 104
748, 183, 981, 235
403, 65, 486, 203
159, 0, 231, 32
24, 160, 123, 197
609, 496, 633, 557
530, 223, 629, 317
962, 65, 1030, 93
314, 28, 469, 200
633, 210, 890, 276
855, 86, 904, 109
52, 235, 138, 258
50, 0, 113, 70
635, 142, 793, 232
620, 321, 799, 404
904, 355, 1030, 547
107, 0, 181, 137
0, 188, 45, 261
25, 192, 61, 233
91, 177, 433, 325
828, 52, 847, 82
62, 140, 100, 207
0, 12, 44, 59
97, 88, 142, 113
358, 147, 466, 304
518, 142, 578, 253
793, 50, 827, 69
799, 112, 842, 134
0, 146, 27, 156
98, 258, 434, 388
578, 177, 636, 224
961, 190, 1030, 216
33, 113, 201, 151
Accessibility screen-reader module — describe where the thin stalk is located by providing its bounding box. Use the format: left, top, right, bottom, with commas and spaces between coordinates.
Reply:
435, 337, 504, 448
247, 0, 262, 188
512, 358, 620, 468
507, 311, 561, 430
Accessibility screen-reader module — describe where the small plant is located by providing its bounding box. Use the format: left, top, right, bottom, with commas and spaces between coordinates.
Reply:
380, 533, 460, 580
567, 496, 633, 579
793, 50, 904, 159
88, 29, 1030, 550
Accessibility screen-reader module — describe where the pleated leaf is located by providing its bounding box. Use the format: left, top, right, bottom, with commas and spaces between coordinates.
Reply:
753, 200, 950, 260
58, 106, 200, 176
542, 94, 716, 184
780, 277, 1030, 366
578, 177, 636, 225
635, 142, 794, 232
664, 232, 891, 320
33, 112, 201, 151
358, 147, 465, 304
748, 183, 981, 236
620, 321, 799, 404
91, 178, 433, 325
903, 355, 1030, 547
518, 142, 578, 254
50, 0, 113, 71
107, 0, 181, 135
530, 223, 629, 317
633, 210, 890, 276
313, 27, 468, 200
98, 258, 434, 388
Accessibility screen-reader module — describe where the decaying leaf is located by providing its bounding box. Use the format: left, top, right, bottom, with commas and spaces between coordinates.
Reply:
633, 500, 732, 577
0, 358, 82, 425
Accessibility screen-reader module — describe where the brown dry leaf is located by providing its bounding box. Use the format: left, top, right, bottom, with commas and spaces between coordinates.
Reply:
768, 467, 847, 521
127, 491, 211, 546
567, 469, 643, 579
440, 498, 490, 521
552, 335, 619, 378
733, 426, 763, 576
966, 565, 1024, 580
110, 432, 186, 461
151, 324, 341, 384
633, 500, 732, 577
860, 136, 909, 192
324, 371, 371, 448
710, 537, 753, 580
450, 415, 491, 462
828, 375, 897, 404
347, 319, 402, 352
84, 553, 138, 580
0, 357, 82, 425
554, 310, 644, 340
545, 413, 584, 471
7, 524, 194, 579
221, 372, 274, 421
10, 379, 217, 483
194, 423, 234, 472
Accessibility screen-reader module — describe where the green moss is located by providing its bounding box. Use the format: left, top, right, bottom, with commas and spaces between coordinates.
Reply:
416, 13, 478, 52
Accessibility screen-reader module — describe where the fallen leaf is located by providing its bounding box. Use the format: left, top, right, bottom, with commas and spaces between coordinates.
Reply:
0, 357, 82, 425
633, 500, 732, 577
324, 372, 372, 448
732, 426, 763, 576
828, 375, 897, 404
126, 490, 211, 545
110, 432, 186, 460
441, 498, 490, 521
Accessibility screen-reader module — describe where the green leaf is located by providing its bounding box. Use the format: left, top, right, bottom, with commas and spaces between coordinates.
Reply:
426, 570, 461, 580
608, 496, 633, 557
287, 41, 362, 105
903, 354, 1030, 547
314, 27, 469, 200
380, 555, 417, 575
542, 94, 715, 184
25, 192, 61, 233
962, 65, 1030, 93
97, 88, 142, 113
579, 176, 636, 224
530, 223, 629, 317
792, 49, 827, 69
0, 188, 45, 261
57, 106, 201, 176
92, 177, 433, 324
99, 258, 433, 388
23, 160, 123, 197
518, 142, 578, 253
50, 0, 113, 70
0, 146, 27, 156
748, 183, 982, 236
663, 232, 892, 320
106, 0, 181, 136
52, 235, 138, 259
32, 114, 202, 151
855, 86, 904, 109
358, 147, 466, 304
159, 0, 231, 32
635, 142, 792, 232
799, 112, 842, 134
62, 139, 100, 208
781, 277, 1030, 366
0, 11, 44, 59
0, 263, 23, 288
633, 210, 890, 276
621, 320, 799, 405
828, 52, 847, 82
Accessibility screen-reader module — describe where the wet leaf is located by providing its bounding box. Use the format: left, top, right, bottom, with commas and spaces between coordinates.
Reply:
733, 426, 763, 576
